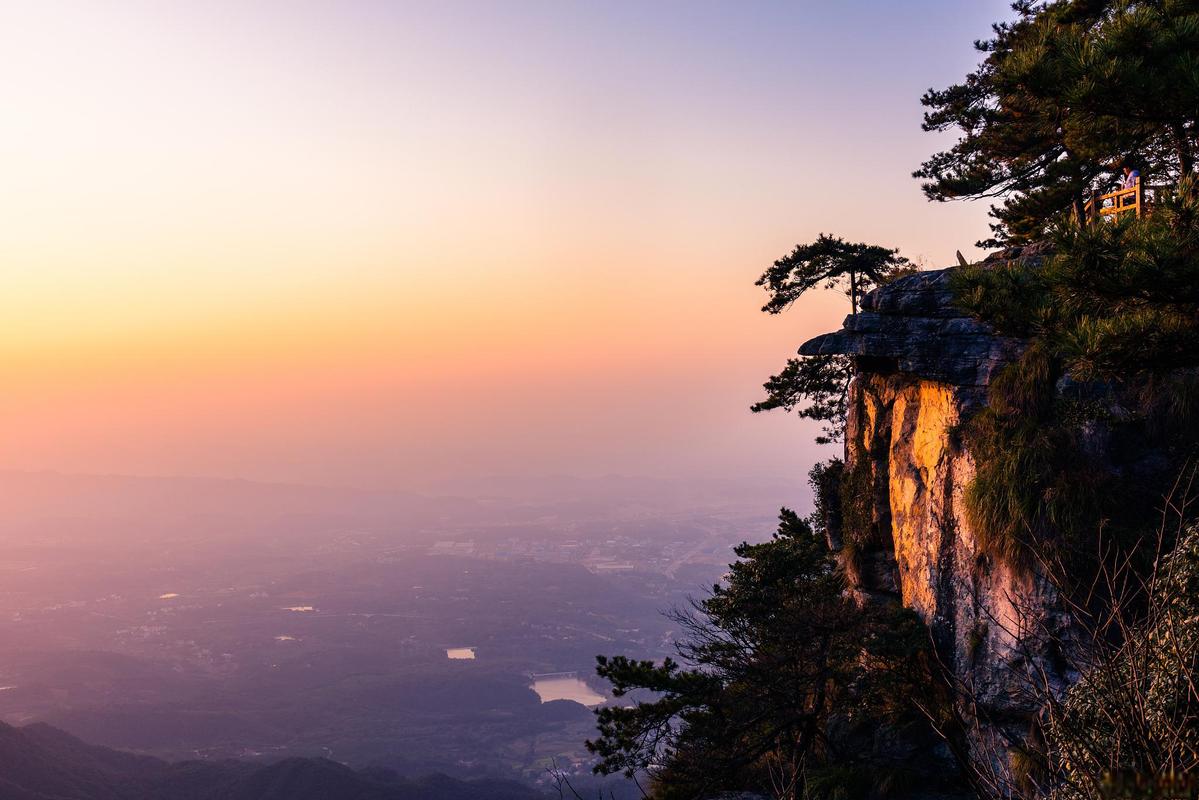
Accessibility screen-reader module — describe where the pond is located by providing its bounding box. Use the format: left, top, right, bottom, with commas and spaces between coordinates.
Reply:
530, 676, 605, 706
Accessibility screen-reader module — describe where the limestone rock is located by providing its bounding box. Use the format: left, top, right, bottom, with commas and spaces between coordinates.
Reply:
802, 261, 1072, 776
799, 269, 1025, 393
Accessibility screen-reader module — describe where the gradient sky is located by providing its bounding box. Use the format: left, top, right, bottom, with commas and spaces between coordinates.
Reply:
0, 1, 1011, 491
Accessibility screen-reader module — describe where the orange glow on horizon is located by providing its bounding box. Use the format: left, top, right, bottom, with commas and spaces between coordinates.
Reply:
0, 1, 1005, 487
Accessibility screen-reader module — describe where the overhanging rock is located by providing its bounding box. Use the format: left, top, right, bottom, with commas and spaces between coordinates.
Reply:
798, 268, 1025, 394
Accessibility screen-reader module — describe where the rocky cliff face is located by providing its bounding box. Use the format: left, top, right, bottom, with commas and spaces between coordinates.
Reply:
801, 259, 1072, 764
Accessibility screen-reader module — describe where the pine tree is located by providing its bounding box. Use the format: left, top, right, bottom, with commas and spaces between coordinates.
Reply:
587, 510, 937, 800
917, 1, 1199, 245
915, 2, 1108, 245
1072, 1, 1199, 178
755, 234, 909, 317
752, 234, 910, 445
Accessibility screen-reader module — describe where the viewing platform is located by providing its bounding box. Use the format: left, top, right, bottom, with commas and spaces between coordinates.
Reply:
1083, 181, 1169, 222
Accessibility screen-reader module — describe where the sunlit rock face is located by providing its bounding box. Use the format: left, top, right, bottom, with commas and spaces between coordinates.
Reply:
845, 372, 1066, 716
803, 257, 1073, 764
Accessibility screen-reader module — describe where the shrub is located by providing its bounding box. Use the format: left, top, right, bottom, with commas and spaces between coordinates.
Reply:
958, 344, 1108, 572
838, 452, 878, 550
809, 458, 845, 549
1045, 525, 1199, 800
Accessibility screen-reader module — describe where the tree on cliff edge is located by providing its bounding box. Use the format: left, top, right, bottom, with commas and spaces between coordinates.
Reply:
752, 234, 911, 444
755, 233, 909, 317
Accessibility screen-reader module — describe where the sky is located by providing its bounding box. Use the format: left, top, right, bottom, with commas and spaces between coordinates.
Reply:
0, 1, 1011, 493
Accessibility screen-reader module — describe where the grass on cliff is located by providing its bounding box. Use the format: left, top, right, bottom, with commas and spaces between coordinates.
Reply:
948, 183, 1199, 577
957, 344, 1108, 571
839, 453, 879, 551
950, 258, 1051, 339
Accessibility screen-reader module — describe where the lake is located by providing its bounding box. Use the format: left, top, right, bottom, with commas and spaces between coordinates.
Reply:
530, 676, 605, 706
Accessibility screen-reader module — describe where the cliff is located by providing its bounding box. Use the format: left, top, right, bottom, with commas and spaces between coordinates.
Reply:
800, 252, 1073, 763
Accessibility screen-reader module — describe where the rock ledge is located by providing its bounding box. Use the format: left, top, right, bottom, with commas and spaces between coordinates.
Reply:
798, 268, 1024, 392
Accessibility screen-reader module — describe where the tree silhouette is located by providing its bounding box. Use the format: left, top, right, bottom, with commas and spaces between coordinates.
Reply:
916, 0, 1199, 246
755, 233, 909, 317
752, 234, 910, 445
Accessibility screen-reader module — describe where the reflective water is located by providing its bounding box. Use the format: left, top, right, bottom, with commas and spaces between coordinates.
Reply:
530, 677, 604, 706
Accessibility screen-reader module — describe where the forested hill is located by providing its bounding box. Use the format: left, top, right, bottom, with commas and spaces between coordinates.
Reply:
0, 721, 548, 800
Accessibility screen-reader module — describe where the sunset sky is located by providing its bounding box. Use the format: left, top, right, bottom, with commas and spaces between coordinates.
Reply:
0, 1, 1009, 491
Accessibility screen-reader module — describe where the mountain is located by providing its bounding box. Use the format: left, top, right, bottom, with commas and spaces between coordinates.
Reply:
0, 721, 548, 800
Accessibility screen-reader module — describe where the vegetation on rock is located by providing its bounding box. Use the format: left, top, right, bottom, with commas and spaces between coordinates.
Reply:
944, 128, 1199, 800
951, 183, 1199, 580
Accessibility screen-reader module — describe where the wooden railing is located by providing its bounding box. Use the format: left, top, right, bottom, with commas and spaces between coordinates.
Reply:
1083, 183, 1145, 221
1082, 182, 1172, 222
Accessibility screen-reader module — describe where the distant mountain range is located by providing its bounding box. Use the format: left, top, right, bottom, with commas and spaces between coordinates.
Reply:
0, 721, 547, 800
